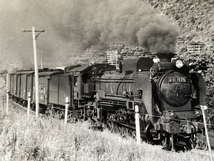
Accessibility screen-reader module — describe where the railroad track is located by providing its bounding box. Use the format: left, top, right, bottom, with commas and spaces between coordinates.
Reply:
11, 100, 30, 112
10, 100, 45, 117
9, 99, 79, 123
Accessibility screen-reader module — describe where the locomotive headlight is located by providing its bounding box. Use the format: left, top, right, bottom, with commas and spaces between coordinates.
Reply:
153, 57, 160, 63
200, 105, 208, 110
175, 59, 184, 68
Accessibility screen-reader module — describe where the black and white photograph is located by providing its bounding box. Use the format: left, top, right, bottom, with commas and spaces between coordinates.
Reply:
0, 0, 214, 160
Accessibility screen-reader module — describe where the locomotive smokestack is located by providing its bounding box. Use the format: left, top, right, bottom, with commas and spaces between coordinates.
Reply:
156, 53, 175, 62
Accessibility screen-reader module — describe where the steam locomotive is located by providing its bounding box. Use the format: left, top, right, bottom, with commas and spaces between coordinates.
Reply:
9, 52, 206, 151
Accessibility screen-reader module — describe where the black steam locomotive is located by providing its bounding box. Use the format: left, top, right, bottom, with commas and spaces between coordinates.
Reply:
9, 52, 206, 151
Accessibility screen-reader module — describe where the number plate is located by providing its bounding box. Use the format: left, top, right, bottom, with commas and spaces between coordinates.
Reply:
168, 77, 186, 82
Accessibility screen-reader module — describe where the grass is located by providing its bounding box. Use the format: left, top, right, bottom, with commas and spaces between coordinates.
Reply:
0, 106, 213, 161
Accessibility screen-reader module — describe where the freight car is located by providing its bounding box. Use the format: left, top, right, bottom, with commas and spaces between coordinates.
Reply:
9, 68, 65, 112
9, 52, 207, 151
9, 64, 116, 114
10, 70, 34, 106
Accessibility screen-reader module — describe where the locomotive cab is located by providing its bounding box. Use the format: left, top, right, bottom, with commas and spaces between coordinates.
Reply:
66, 64, 116, 101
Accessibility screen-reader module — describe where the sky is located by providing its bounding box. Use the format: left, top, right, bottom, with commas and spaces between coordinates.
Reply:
0, 0, 179, 71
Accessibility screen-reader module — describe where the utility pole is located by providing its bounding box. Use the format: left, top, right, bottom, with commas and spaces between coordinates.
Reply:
23, 27, 44, 118
41, 56, 43, 69
6, 73, 9, 115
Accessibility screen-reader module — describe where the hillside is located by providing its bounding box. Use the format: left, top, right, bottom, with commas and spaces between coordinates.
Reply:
149, 0, 214, 48
147, 0, 214, 56
145, 0, 214, 106
80, 0, 214, 63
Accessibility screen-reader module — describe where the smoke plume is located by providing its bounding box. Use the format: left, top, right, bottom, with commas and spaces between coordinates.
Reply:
52, 0, 179, 53
0, 0, 179, 70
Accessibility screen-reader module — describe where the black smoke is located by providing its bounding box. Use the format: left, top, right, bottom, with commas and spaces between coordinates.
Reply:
0, 0, 179, 70
52, 0, 179, 52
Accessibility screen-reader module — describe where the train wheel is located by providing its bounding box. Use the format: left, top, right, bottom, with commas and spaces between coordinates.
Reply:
162, 136, 168, 149
179, 134, 196, 151
106, 120, 114, 132
127, 128, 134, 138
23, 101, 27, 107
162, 134, 196, 152
185, 137, 195, 150
154, 132, 165, 146
119, 126, 124, 136
66, 113, 72, 122
114, 124, 120, 133
120, 126, 128, 138
118, 126, 126, 138
132, 130, 136, 138
31, 103, 35, 111
118, 126, 122, 135
110, 121, 117, 133
145, 124, 154, 143
106, 120, 111, 130
162, 133, 173, 151
111, 122, 115, 132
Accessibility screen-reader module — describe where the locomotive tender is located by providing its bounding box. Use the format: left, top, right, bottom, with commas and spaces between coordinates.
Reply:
9, 52, 206, 151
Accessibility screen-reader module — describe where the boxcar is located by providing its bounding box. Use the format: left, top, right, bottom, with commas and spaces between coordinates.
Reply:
32, 69, 64, 106
19, 70, 34, 105
49, 72, 70, 108
9, 72, 17, 99
10, 71, 21, 102
10, 70, 34, 105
